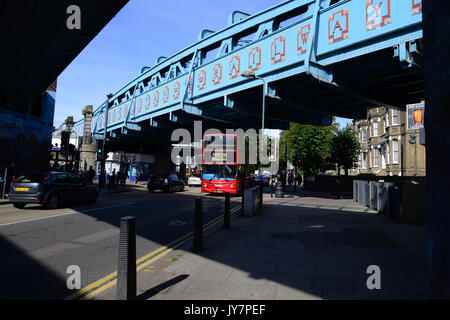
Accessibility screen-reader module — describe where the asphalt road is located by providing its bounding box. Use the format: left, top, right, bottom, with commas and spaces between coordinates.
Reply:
0, 185, 239, 299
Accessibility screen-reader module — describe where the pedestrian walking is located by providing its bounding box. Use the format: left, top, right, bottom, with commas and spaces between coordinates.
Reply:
135, 170, 140, 184
87, 166, 96, 185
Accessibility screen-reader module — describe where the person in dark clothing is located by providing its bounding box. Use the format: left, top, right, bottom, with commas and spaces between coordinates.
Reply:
135, 170, 140, 184
108, 169, 116, 191
87, 166, 96, 185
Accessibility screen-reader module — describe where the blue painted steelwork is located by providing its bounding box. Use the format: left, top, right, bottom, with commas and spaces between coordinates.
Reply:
73, 0, 423, 140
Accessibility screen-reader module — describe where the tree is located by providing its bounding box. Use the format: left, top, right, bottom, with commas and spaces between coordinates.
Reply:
331, 128, 360, 176
280, 123, 334, 176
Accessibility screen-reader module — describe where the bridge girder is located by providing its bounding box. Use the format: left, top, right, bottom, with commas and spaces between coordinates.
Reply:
73, 0, 423, 144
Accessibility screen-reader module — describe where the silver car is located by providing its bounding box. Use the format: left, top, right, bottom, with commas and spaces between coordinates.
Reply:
188, 174, 202, 187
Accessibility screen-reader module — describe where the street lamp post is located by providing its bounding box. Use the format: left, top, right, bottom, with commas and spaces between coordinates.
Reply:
99, 93, 113, 190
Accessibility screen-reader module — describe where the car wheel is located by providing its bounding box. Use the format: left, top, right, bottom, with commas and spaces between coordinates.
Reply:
87, 193, 97, 204
45, 193, 60, 210
13, 203, 26, 209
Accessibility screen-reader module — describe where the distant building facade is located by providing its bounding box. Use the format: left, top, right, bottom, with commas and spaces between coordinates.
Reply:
352, 106, 426, 176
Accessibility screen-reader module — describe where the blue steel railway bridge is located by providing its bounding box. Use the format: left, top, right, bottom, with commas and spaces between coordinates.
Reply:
73, 0, 423, 154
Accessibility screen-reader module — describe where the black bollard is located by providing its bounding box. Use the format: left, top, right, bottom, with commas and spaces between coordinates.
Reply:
193, 197, 203, 252
116, 216, 136, 300
224, 193, 230, 229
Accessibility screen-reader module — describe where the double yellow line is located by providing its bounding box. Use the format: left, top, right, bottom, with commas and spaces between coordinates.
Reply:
65, 206, 240, 300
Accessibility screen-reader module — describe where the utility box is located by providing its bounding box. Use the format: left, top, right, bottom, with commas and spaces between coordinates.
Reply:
363, 181, 370, 207
358, 180, 364, 205
370, 181, 378, 211
243, 187, 262, 217
377, 182, 392, 214
353, 180, 359, 201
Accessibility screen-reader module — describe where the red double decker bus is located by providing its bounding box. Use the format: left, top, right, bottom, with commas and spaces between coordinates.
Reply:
201, 133, 243, 194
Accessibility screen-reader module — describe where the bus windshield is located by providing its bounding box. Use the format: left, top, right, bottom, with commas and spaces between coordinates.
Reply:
202, 165, 238, 181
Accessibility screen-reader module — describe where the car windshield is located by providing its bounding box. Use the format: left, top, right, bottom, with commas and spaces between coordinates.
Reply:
15, 174, 49, 183
202, 165, 237, 181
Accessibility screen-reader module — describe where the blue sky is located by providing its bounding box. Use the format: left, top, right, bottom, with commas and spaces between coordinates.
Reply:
54, 0, 352, 129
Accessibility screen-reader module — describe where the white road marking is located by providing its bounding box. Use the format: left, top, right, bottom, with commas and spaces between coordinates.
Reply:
0, 202, 134, 227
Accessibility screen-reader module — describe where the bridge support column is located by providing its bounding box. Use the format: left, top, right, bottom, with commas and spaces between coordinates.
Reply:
423, 0, 450, 299
79, 105, 97, 171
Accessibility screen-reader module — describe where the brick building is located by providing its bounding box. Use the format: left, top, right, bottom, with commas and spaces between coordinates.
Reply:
352, 106, 426, 176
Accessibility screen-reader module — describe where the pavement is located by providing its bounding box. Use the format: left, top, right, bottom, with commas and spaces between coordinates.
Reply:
96, 189, 426, 300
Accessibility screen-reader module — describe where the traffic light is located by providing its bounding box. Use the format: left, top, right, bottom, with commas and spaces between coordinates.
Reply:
60, 131, 70, 156
268, 137, 276, 162
96, 139, 104, 161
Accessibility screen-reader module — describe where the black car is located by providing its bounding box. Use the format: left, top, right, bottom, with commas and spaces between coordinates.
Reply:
8, 172, 98, 209
147, 174, 185, 193
254, 174, 269, 186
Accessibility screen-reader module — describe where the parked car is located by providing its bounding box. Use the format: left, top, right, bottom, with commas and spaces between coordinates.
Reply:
8, 172, 98, 209
147, 174, 185, 193
255, 174, 269, 186
188, 174, 202, 187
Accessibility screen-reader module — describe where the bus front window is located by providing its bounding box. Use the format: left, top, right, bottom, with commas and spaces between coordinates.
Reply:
202, 165, 237, 180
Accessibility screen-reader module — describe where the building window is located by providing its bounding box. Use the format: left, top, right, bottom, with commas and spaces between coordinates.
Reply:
362, 152, 367, 169
362, 129, 367, 142
392, 140, 399, 163
392, 109, 399, 125
385, 112, 389, 129
373, 122, 378, 136
381, 147, 386, 169
386, 142, 390, 165
374, 149, 378, 167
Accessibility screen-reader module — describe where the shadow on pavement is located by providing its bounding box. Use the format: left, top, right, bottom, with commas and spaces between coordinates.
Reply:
137, 274, 189, 300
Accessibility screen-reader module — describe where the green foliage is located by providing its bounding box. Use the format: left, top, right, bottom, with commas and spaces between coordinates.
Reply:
280, 122, 334, 175
331, 128, 360, 176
